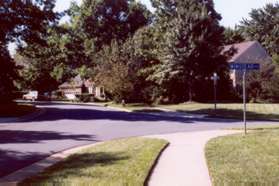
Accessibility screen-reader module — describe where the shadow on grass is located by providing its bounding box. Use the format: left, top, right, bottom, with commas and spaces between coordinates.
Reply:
20, 152, 129, 185
176, 108, 279, 121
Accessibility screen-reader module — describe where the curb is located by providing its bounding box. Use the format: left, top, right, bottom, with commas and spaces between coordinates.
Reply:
105, 106, 132, 113
15, 100, 104, 107
0, 141, 105, 185
0, 108, 46, 124
144, 143, 170, 186
105, 106, 209, 120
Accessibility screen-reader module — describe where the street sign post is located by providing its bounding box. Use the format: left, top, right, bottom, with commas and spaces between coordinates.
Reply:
243, 70, 247, 135
230, 63, 260, 135
211, 72, 219, 114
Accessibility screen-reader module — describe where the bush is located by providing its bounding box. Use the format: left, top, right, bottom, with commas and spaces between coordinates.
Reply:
77, 94, 94, 103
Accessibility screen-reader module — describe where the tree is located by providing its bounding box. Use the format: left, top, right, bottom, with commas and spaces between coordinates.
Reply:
223, 27, 245, 45
0, 45, 17, 103
94, 41, 134, 102
71, 0, 154, 102
18, 26, 74, 93
119, 27, 162, 103
74, 0, 152, 53
247, 60, 279, 102
149, 0, 232, 103
93, 27, 160, 103
0, 0, 59, 102
240, 3, 279, 55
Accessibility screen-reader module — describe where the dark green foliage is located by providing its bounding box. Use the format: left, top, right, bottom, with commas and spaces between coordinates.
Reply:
76, 0, 152, 52
240, 3, 279, 55
8, 0, 279, 104
77, 93, 94, 103
149, 0, 232, 102
0, 45, 17, 103
93, 41, 135, 103
223, 27, 245, 45
122, 27, 162, 103
0, 0, 58, 102
247, 59, 279, 102
18, 26, 74, 93
74, 0, 153, 103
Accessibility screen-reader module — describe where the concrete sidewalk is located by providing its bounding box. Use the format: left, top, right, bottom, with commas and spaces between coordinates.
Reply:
147, 130, 240, 186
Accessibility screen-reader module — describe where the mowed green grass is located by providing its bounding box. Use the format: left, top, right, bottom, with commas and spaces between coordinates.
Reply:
20, 138, 168, 186
161, 103, 279, 120
107, 102, 279, 120
206, 129, 279, 185
0, 103, 36, 117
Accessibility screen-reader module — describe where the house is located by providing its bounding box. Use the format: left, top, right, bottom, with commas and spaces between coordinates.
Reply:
59, 75, 105, 100
223, 41, 271, 87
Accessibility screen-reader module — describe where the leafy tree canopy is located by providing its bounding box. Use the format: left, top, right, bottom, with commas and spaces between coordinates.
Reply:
0, 0, 59, 102
148, 0, 232, 102
223, 27, 245, 45
74, 0, 152, 52
240, 3, 279, 55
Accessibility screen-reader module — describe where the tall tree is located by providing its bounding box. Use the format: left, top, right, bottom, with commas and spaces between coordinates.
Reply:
18, 26, 75, 93
94, 41, 134, 102
240, 3, 279, 55
149, 0, 231, 103
75, 0, 152, 53
0, 0, 59, 102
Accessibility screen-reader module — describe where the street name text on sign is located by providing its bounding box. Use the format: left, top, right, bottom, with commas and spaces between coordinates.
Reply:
229, 63, 260, 70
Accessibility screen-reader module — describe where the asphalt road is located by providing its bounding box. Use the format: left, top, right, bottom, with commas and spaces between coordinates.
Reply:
0, 103, 276, 177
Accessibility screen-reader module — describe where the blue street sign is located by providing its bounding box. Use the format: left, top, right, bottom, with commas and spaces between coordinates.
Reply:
229, 63, 260, 70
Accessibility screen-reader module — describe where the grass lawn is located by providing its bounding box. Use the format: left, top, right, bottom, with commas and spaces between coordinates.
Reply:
0, 103, 37, 117
206, 128, 279, 185
106, 102, 279, 120
20, 138, 168, 186
161, 103, 279, 120
106, 102, 164, 112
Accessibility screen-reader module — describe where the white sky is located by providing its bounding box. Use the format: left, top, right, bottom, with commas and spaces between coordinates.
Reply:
214, 0, 278, 28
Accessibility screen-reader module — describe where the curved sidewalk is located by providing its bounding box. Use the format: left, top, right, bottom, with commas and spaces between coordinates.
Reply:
147, 130, 240, 186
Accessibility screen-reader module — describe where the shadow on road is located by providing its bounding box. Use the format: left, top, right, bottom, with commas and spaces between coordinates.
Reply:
0, 130, 96, 144
22, 105, 241, 124
0, 130, 96, 177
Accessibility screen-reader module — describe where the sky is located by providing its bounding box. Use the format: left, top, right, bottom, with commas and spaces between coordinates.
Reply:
8, 0, 279, 55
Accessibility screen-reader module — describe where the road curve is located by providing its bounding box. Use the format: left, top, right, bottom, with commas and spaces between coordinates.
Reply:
0, 103, 275, 177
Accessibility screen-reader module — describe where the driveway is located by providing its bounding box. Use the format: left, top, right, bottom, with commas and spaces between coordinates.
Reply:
0, 103, 276, 177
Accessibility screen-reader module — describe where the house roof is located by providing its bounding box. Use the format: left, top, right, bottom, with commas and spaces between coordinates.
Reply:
59, 75, 84, 89
84, 79, 95, 87
59, 75, 94, 89
223, 41, 259, 62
